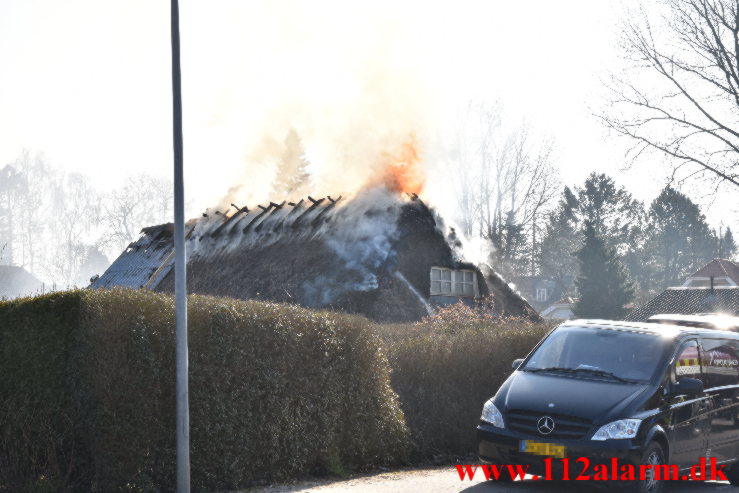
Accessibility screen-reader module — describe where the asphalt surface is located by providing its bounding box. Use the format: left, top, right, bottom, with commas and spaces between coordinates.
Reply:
252, 467, 734, 493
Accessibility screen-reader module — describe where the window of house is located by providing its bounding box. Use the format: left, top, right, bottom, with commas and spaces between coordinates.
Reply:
685, 277, 732, 287
536, 288, 549, 302
430, 267, 475, 297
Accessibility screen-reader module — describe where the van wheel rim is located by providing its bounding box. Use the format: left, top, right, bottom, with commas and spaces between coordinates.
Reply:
645, 451, 661, 492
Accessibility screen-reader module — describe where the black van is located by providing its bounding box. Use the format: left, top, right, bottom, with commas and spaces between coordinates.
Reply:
477, 319, 739, 492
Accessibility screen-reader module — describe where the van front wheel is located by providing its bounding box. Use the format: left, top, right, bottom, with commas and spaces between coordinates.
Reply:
630, 442, 665, 493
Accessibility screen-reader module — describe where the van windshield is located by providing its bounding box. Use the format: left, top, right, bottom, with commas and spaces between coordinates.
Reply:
522, 326, 671, 383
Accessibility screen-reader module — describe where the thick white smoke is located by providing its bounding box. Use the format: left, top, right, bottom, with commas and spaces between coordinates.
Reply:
183, 1, 473, 212
180, 1, 504, 271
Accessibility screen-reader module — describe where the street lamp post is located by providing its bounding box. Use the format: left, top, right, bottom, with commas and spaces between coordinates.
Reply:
170, 0, 190, 491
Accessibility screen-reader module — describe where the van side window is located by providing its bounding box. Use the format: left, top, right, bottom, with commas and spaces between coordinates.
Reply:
674, 340, 702, 383
700, 338, 739, 388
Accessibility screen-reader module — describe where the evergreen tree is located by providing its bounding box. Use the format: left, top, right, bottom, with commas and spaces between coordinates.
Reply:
489, 210, 529, 279
565, 173, 645, 254
722, 227, 737, 260
538, 174, 644, 295
272, 128, 310, 198
538, 187, 580, 293
573, 222, 634, 319
642, 186, 718, 291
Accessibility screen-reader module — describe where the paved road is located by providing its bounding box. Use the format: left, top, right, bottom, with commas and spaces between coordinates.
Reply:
253, 467, 734, 493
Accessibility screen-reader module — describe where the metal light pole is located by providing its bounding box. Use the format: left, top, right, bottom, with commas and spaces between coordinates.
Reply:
170, 0, 190, 491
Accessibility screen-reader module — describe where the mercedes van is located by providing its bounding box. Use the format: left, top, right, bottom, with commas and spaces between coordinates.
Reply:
477, 319, 739, 492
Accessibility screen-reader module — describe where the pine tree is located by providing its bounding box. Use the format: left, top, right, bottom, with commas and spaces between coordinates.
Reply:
538, 175, 645, 294
643, 186, 718, 291
538, 189, 580, 293
722, 227, 737, 260
272, 128, 310, 198
573, 222, 635, 319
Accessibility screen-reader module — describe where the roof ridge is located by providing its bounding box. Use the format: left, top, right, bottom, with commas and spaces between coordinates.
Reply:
718, 258, 731, 277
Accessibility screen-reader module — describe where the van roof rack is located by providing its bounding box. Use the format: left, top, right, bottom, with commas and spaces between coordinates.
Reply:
647, 313, 739, 331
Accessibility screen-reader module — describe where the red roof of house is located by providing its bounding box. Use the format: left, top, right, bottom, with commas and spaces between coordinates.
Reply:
689, 259, 739, 284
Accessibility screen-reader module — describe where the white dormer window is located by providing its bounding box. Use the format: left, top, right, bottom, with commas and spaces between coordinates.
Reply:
682, 277, 734, 288
430, 267, 476, 297
536, 288, 549, 302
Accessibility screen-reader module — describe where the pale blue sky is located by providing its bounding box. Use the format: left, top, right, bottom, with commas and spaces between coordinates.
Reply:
0, 0, 735, 231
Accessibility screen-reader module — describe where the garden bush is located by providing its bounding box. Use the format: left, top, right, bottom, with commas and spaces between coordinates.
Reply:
0, 289, 408, 492
380, 302, 554, 458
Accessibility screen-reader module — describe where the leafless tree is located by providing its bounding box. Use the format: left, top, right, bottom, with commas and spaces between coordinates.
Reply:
45, 172, 101, 286
10, 151, 57, 274
101, 173, 173, 254
603, 0, 739, 190
446, 102, 560, 276
0, 150, 175, 288
444, 101, 495, 237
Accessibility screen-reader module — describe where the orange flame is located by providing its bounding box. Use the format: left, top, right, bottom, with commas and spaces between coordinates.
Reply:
377, 137, 426, 195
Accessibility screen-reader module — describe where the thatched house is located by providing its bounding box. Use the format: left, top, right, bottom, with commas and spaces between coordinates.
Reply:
92, 189, 540, 323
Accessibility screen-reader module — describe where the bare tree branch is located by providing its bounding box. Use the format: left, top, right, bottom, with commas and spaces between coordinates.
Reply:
603, 0, 739, 191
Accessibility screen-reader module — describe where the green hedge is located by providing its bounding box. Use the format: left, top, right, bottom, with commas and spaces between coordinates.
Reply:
380, 303, 554, 458
0, 289, 408, 492
0, 289, 554, 491
0, 292, 85, 493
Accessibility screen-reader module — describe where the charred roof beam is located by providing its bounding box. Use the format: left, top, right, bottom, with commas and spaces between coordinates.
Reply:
286, 199, 304, 216
311, 195, 342, 226
211, 205, 250, 237
243, 203, 274, 234
273, 199, 304, 231
255, 201, 287, 232
292, 197, 325, 228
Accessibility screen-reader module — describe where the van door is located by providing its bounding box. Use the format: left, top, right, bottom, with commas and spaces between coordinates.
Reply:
668, 339, 712, 467
701, 337, 739, 463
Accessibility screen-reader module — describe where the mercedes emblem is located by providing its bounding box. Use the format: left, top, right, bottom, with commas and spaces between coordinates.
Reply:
537, 416, 555, 435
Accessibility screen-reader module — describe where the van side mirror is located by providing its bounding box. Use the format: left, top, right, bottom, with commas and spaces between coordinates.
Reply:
512, 358, 524, 370
669, 378, 703, 396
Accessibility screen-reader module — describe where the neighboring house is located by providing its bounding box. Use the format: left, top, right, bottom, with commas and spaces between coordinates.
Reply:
681, 258, 739, 287
627, 258, 739, 322
625, 286, 739, 322
93, 191, 541, 323
0, 265, 44, 299
540, 297, 576, 320
511, 274, 574, 312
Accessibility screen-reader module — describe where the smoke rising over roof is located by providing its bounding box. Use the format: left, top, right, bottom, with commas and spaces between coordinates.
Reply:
93, 187, 540, 323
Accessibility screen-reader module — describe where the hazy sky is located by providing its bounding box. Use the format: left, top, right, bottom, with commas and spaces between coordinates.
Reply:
0, 0, 736, 230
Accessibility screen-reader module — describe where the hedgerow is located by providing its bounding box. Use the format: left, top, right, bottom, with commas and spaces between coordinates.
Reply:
380, 302, 554, 458
0, 289, 408, 492
0, 289, 553, 491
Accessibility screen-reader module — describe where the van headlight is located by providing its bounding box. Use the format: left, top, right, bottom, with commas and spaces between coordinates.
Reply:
591, 419, 641, 440
481, 399, 504, 428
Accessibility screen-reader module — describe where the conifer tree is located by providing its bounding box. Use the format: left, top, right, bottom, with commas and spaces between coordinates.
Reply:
272, 128, 310, 198
722, 227, 737, 260
573, 222, 634, 319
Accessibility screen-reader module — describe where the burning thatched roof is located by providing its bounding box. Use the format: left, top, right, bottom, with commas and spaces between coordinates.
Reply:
93, 189, 540, 323
89, 223, 179, 290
